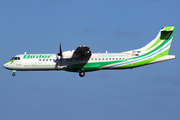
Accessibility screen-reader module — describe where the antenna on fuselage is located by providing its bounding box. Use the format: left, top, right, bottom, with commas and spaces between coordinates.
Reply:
24, 52, 26, 54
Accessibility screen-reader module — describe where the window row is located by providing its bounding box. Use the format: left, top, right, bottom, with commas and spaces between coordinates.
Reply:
39, 58, 125, 62
91, 58, 125, 61
39, 59, 55, 62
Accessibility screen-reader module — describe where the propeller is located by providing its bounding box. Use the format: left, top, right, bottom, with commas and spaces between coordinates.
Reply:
57, 43, 63, 66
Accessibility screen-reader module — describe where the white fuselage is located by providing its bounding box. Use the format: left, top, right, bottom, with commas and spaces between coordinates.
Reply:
4, 51, 131, 71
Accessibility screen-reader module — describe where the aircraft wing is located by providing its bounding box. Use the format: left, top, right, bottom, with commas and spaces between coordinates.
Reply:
74, 45, 91, 57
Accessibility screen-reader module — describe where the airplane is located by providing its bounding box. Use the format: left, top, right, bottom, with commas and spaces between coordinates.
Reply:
3, 26, 176, 77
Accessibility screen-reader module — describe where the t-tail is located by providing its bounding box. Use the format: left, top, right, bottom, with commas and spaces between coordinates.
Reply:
140, 26, 175, 54
126, 26, 176, 67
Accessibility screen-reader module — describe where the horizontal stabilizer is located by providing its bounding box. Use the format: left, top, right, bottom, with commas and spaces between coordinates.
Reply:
150, 55, 176, 64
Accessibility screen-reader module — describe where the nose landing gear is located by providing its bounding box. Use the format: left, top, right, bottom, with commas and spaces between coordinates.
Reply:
12, 70, 16, 77
12, 72, 16, 77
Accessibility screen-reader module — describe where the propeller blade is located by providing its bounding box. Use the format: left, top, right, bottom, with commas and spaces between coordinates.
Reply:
57, 43, 63, 66
59, 43, 62, 56
57, 43, 62, 56
60, 43, 63, 66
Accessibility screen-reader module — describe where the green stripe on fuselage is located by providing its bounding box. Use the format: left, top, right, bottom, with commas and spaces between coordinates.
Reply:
129, 48, 170, 68
4, 60, 16, 64
63, 60, 126, 72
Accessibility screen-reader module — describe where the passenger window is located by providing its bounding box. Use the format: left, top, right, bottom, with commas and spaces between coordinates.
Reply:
46, 59, 48, 61
99, 58, 101, 60
91, 58, 93, 60
102, 58, 104, 60
50, 59, 51, 61
95, 58, 97, 60
113, 58, 114, 60
43, 59, 45, 61
106, 58, 108, 60
109, 58, 111, 60
67, 59, 69, 62
119, 58, 121, 60
39, 59, 41, 61
116, 58, 118, 60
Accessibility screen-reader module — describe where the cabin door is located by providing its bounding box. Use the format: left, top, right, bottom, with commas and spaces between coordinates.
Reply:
127, 54, 133, 67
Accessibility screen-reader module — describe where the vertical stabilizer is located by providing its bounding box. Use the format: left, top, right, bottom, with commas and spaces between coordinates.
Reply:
140, 26, 175, 55
123, 26, 176, 68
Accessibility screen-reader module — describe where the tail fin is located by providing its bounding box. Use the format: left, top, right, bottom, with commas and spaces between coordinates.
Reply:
123, 26, 176, 67
140, 26, 175, 55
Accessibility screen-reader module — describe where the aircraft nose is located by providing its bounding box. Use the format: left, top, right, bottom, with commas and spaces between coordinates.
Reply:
3, 63, 6, 68
3, 63, 8, 68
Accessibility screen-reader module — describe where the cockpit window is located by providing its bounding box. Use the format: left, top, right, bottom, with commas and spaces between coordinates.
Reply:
11, 57, 20, 60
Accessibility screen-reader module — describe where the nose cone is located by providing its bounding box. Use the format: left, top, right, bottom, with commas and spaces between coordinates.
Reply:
3, 62, 9, 69
3, 60, 15, 70
3, 63, 7, 68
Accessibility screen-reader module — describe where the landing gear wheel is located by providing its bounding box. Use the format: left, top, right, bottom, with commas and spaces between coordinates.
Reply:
12, 72, 16, 77
79, 71, 85, 77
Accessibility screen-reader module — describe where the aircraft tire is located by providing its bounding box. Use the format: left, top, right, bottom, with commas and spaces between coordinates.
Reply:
79, 71, 85, 77
12, 73, 16, 77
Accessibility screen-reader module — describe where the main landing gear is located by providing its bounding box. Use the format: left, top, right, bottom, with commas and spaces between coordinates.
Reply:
78, 70, 85, 77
